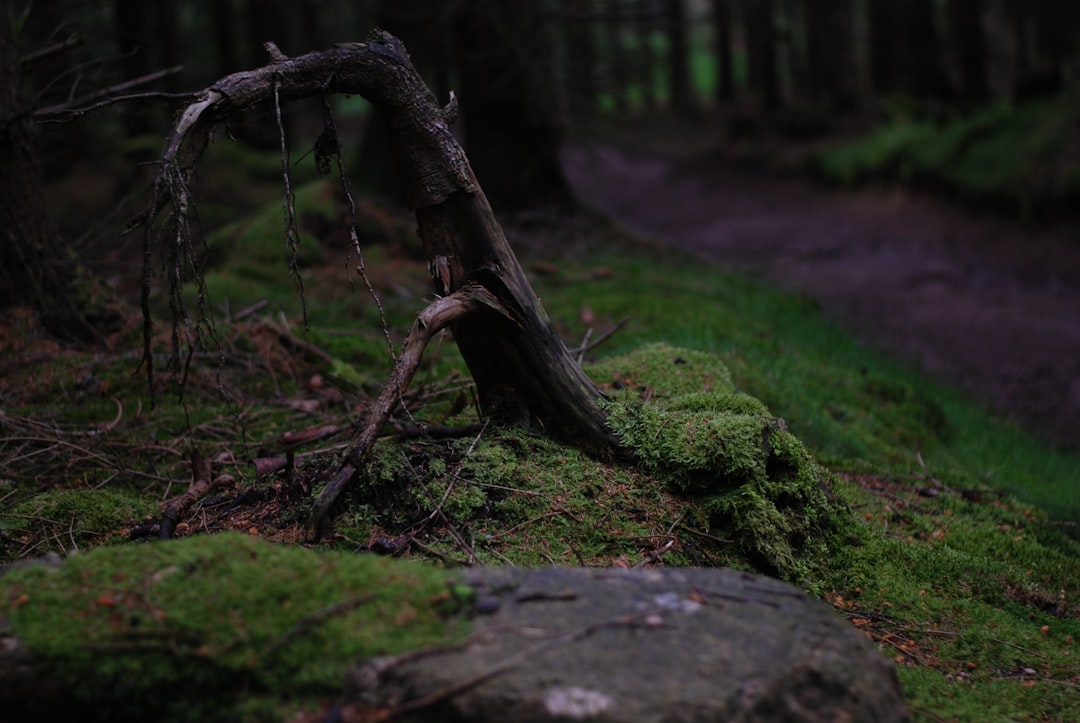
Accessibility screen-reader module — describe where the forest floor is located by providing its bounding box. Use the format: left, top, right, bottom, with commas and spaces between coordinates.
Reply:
562, 128, 1080, 455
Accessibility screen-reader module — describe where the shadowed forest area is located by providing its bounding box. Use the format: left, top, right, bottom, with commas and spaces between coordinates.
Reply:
2, 2, 1080, 722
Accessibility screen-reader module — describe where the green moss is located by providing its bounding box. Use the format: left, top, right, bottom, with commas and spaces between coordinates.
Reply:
205, 181, 333, 276
593, 344, 853, 588
6, 488, 156, 550
589, 342, 735, 397
1, 534, 466, 721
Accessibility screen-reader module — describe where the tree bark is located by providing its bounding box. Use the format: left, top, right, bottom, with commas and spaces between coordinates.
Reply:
114, 0, 154, 132
0, 10, 96, 339
665, 0, 695, 114
805, 0, 854, 107
947, 0, 988, 102
604, 0, 631, 113
562, 0, 599, 118
633, 0, 660, 110
141, 31, 629, 537
711, 0, 735, 104
745, 0, 780, 109
869, 0, 949, 99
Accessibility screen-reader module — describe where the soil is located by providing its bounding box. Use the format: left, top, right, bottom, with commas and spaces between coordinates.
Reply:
562, 141, 1080, 455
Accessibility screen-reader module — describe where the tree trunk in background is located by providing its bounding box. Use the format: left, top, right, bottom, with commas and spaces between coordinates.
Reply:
562, 0, 598, 118
455, 1, 574, 211
354, 0, 455, 200
805, 0, 854, 107
114, 0, 154, 132
711, 0, 735, 104
157, 0, 182, 92
1013, 0, 1072, 99
604, 0, 630, 113
868, 0, 898, 94
247, 0, 294, 62
906, 0, 949, 99
634, 0, 659, 110
0, 13, 92, 339
870, 0, 948, 99
947, 0, 988, 102
745, 0, 779, 108
665, 0, 695, 114
210, 0, 240, 75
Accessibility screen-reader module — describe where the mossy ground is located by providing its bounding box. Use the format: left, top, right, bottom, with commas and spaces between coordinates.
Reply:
2, 141, 1079, 721
1, 533, 465, 722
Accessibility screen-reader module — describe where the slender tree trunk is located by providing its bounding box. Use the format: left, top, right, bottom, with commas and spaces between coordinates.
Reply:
561, 0, 599, 118
868, 0, 897, 94
0, 12, 95, 339
947, 0, 988, 102
210, 0, 240, 76
604, 0, 630, 113
745, 0, 780, 109
157, 0, 182, 92
634, 0, 659, 110
869, 0, 949, 99
907, 0, 949, 99
665, 0, 695, 114
805, 0, 854, 107
712, 0, 735, 104
115, 0, 154, 132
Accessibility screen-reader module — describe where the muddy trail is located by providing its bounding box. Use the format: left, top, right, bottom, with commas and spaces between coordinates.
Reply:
563, 142, 1080, 455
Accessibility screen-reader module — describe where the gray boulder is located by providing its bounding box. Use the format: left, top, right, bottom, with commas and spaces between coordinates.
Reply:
364, 566, 909, 722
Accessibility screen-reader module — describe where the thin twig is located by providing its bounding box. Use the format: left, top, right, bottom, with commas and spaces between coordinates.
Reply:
583, 317, 629, 354
19, 32, 84, 67
274, 79, 308, 328
35, 67, 189, 120
263, 595, 375, 658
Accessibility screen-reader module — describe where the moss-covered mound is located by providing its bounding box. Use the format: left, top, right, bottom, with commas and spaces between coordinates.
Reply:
0, 534, 465, 722
329, 344, 852, 589
593, 344, 855, 585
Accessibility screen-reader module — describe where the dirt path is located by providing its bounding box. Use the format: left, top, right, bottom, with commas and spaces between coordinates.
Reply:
563, 143, 1080, 454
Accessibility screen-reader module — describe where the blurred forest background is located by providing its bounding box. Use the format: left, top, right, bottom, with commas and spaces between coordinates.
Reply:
2, 0, 1079, 337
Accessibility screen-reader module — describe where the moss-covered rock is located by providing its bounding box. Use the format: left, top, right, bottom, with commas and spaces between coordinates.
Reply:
0, 533, 466, 722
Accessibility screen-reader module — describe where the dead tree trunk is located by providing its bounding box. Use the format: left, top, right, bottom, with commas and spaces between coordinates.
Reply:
140, 31, 629, 540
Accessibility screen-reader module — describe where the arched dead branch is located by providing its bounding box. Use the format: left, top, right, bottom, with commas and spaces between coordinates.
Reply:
140, 30, 630, 540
